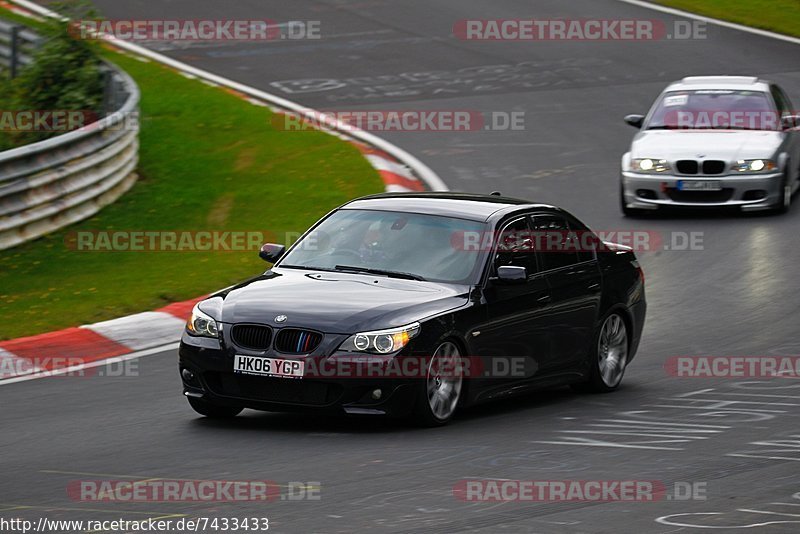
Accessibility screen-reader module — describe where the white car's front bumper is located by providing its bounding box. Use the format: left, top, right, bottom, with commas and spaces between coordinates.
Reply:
621, 171, 784, 211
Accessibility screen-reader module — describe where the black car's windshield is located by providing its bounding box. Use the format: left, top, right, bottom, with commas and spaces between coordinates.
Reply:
647, 90, 777, 130
278, 209, 487, 283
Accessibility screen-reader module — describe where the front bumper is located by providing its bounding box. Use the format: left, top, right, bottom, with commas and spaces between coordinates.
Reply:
179, 333, 418, 418
621, 171, 783, 211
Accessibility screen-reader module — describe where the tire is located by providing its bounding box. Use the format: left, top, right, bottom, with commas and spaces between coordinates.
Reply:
412, 341, 464, 426
187, 396, 243, 418
772, 171, 792, 214
572, 312, 629, 393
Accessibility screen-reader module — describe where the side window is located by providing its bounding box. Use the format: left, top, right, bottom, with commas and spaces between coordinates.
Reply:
564, 216, 598, 263
778, 87, 794, 112
530, 214, 580, 271
495, 217, 537, 276
771, 86, 790, 117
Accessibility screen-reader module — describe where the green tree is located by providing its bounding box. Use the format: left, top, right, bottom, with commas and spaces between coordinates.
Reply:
1, 1, 104, 149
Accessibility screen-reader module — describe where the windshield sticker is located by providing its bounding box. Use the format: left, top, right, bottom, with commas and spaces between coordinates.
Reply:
694, 90, 735, 95
664, 94, 688, 107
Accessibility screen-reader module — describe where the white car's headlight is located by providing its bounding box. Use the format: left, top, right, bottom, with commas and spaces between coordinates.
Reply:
631, 158, 670, 173
733, 159, 777, 173
186, 304, 219, 338
339, 323, 421, 354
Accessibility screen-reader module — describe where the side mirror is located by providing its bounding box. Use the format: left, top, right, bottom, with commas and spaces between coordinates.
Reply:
496, 265, 527, 284
624, 114, 645, 129
782, 115, 800, 130
259, 243, 286, 263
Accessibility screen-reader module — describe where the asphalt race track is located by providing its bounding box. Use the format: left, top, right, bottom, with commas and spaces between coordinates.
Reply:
4, 1, 800, 532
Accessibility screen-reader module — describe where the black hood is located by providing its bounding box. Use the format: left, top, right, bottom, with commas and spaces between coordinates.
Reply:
212, 268, 471, 333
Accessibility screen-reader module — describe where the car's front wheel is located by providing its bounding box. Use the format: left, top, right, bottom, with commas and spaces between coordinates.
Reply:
772, 170, 793, 214
187, 396, 243, 418
413, 341, 464, 426
573, 312, 629, 393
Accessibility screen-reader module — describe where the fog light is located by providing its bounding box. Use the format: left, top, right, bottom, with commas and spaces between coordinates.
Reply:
371, 389, 382, 400
181, 368, 195, 382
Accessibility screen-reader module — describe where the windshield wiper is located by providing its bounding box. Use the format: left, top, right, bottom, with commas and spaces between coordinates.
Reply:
334, 265, 426, 281
279, 264, 339, 272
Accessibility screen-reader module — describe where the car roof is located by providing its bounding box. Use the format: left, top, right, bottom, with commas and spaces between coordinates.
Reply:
342, 192, 559, 222
665, 75, 771, 92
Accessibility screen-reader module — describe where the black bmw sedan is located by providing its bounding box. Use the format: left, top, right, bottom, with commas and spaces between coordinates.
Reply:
179, 193, 646, 425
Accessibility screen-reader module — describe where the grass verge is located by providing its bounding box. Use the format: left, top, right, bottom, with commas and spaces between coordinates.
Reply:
0, 12, 383, 340
655, 0, 800, 39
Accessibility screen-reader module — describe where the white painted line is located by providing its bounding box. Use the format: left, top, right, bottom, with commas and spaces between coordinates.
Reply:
0, 347, 42, 378
0, 343, 180, 386
649, 403, 787, 413
82, 311, 185, 351
590, 424, 722, 433
364, 154, 418, 179
727, 453, 800, 462
561, 430, 704, 439
531, 438, 683, 450
737, 509, 800, 518
385, 184, 416, 193
616, 0, 800, 47
599, 418, 730, 428
711, 392, 800, 400
8, 0, 449, 192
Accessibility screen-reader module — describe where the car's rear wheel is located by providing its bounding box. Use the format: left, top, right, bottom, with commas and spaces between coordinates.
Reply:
572, 312, 629, 393
187, 396, 243, 418
413, 341, 464, 426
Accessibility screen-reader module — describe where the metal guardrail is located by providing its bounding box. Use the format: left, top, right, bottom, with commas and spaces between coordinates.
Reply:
0, 18, 40, 78
0, 19, 140, 250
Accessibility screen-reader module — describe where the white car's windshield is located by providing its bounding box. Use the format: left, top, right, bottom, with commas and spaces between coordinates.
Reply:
647, 90, 777, 130
279, 209, 488, 283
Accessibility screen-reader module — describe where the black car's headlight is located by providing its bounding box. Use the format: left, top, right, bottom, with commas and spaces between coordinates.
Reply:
186, 303, 219, 338
733, 159, 777, 173
631, 158, 670, 173
339, 322, 421, 355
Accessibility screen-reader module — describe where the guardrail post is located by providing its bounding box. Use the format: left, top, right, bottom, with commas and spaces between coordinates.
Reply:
101, 68, 113, 116
9, 25, 20, 78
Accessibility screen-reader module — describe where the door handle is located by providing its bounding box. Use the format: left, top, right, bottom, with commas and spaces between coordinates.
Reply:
587, 283, 600, 290
537, 293, 552, 303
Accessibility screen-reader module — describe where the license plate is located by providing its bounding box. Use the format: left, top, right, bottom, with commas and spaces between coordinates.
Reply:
234, 354, 304, 379
677, 180, 722, 191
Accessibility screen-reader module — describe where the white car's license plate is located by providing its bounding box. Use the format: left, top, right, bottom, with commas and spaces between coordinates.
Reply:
677, 180, 722, 191
234, 354, 304, 379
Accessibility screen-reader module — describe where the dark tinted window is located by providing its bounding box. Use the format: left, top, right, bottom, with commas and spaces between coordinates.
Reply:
771, 85, 790, 116
530, 214, 580, 271
564, 215, 598, 263
779, 87, 795, 111
279, 209, 486, 283
494, 217, 537, 275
